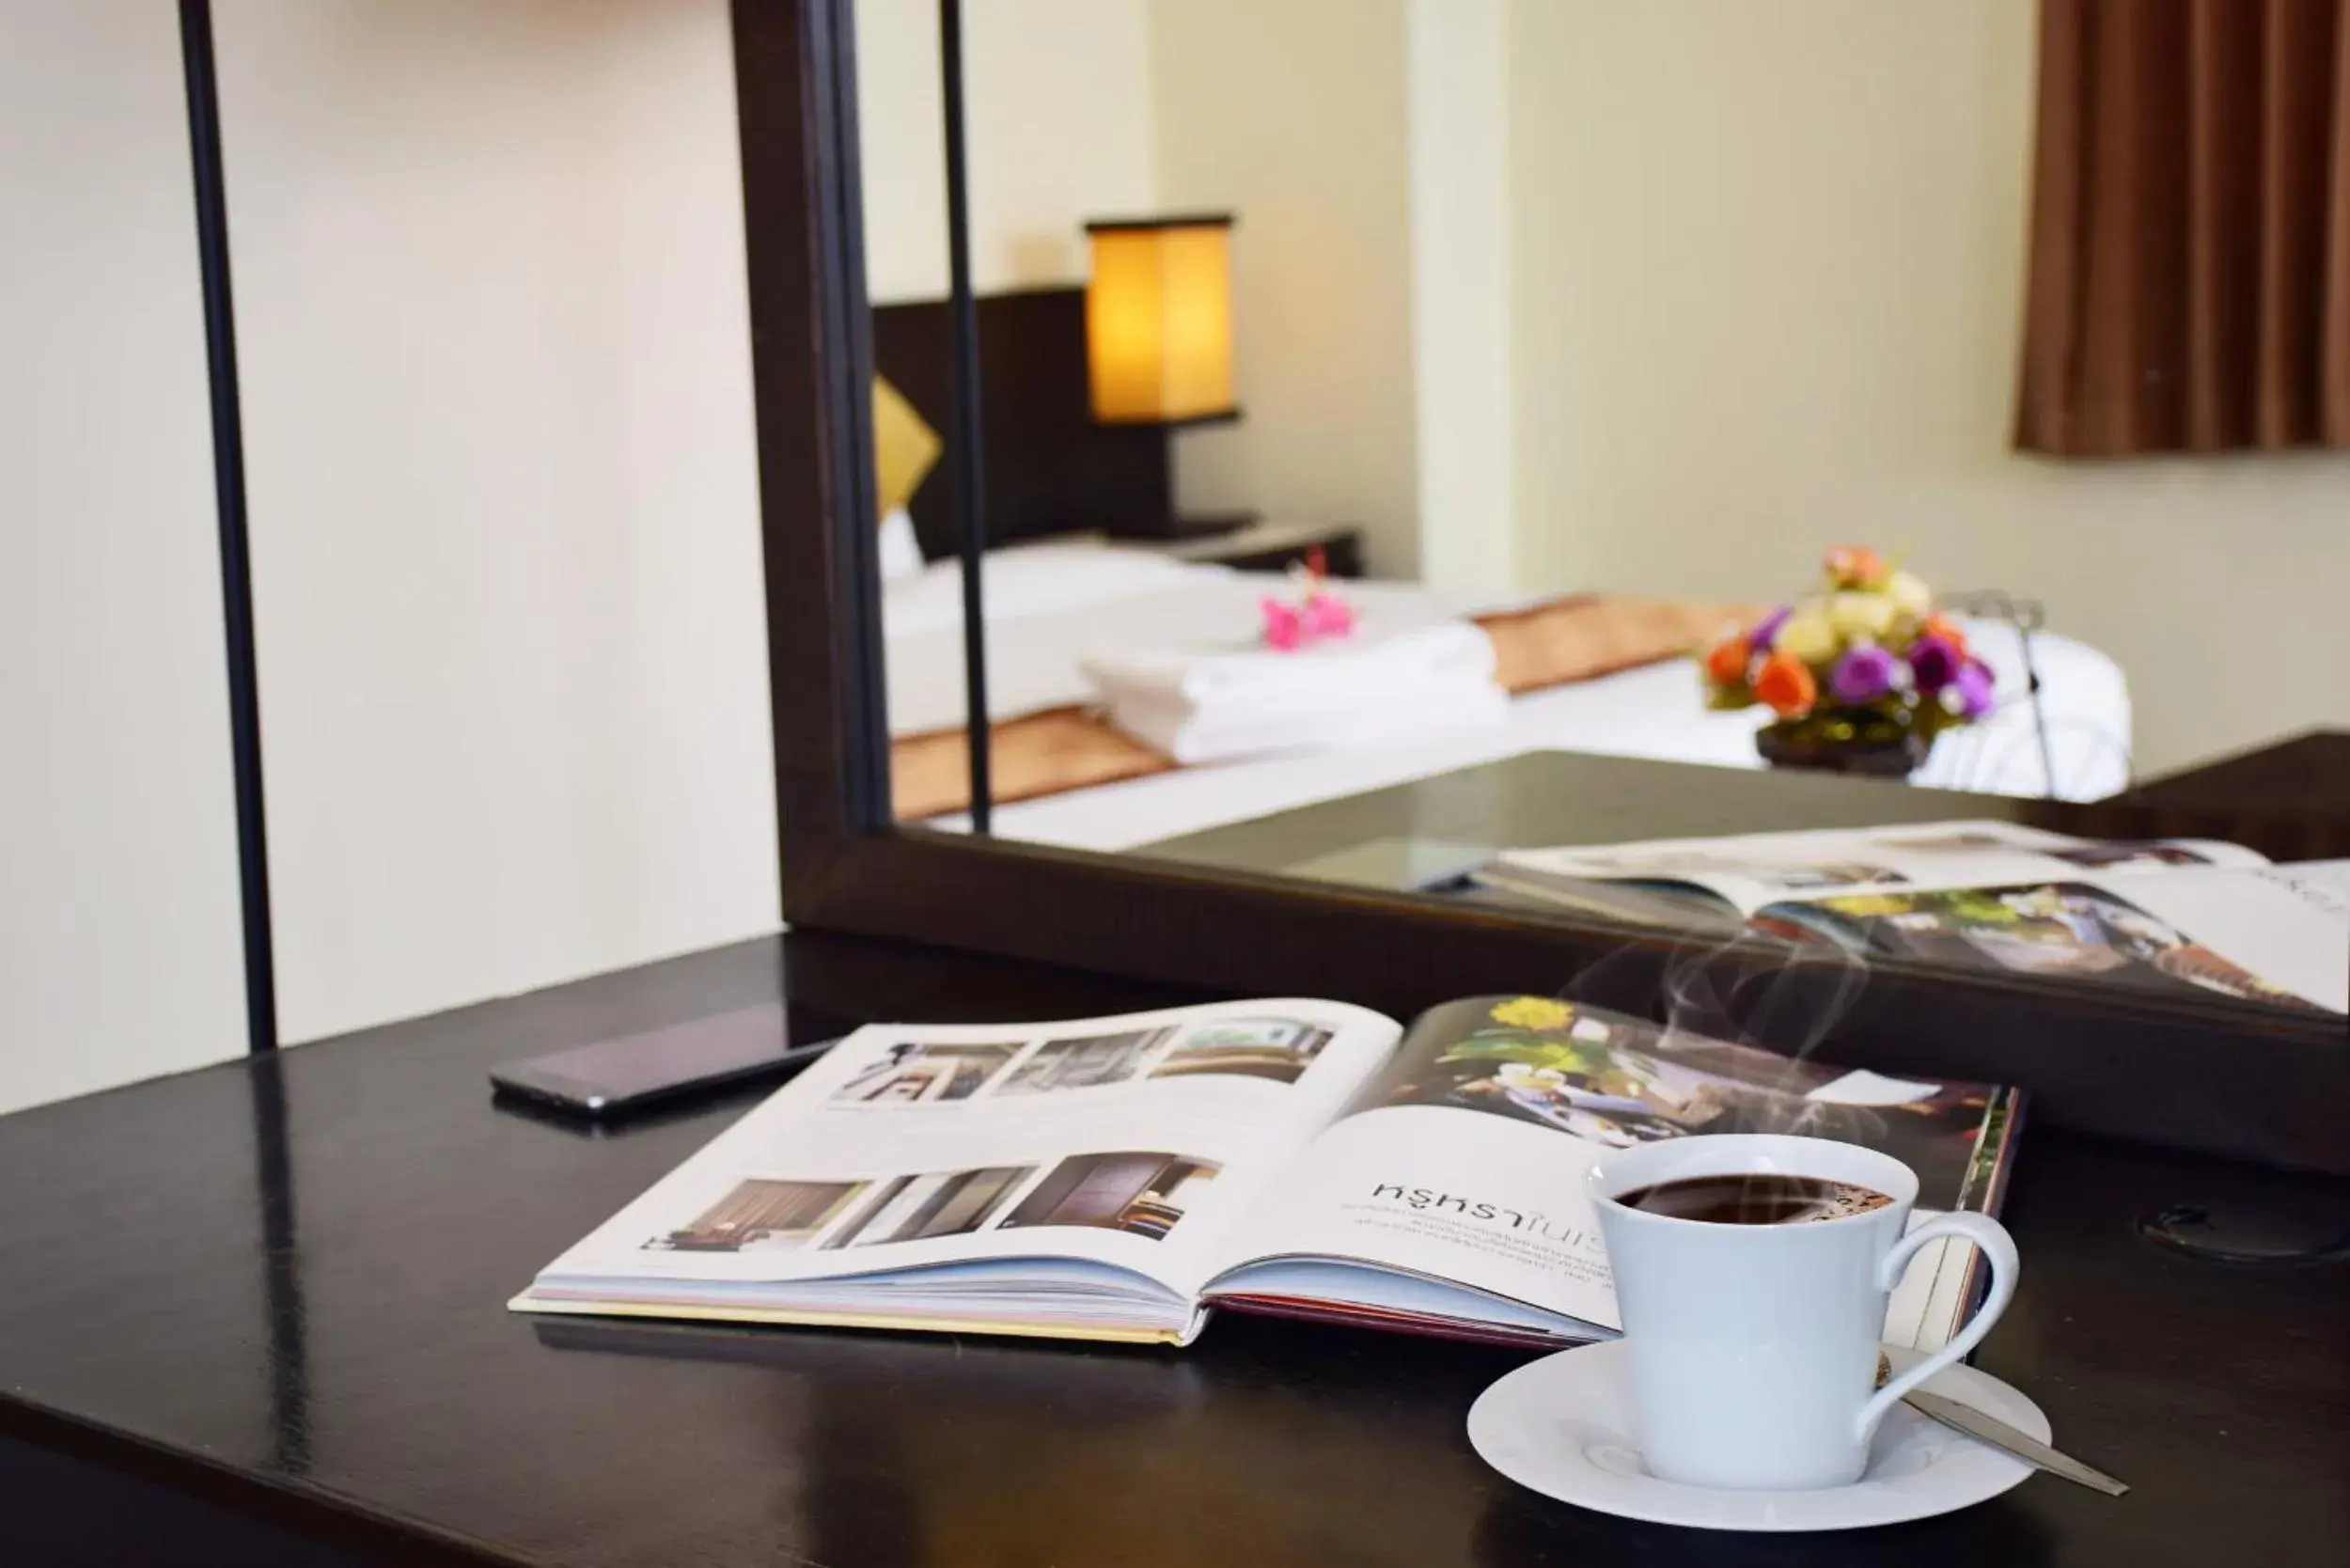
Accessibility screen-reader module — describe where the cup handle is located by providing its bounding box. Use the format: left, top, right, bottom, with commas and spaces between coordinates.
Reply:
1854, 1211, 2020, 1445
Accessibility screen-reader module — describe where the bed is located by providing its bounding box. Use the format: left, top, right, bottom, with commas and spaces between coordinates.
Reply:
883, 542, 2135, 855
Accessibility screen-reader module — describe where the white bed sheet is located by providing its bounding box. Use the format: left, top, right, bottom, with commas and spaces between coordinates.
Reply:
886, 548, 2133, 855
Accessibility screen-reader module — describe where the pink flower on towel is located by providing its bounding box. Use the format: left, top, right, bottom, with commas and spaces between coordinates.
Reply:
1261, 597, 1308, 651
1301, 592, 1356, 640
1259, 561, 1357, 650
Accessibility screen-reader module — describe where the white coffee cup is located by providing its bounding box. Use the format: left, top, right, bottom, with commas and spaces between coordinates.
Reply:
1587, 1133, 2018, 1491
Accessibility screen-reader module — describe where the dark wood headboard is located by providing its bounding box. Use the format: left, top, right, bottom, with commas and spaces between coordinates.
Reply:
870, 286, 1170, 560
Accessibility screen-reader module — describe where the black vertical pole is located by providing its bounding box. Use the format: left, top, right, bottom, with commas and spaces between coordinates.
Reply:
245, 1052, 311, 1471
938, 0, 992, 832
179, 0, 279, 1053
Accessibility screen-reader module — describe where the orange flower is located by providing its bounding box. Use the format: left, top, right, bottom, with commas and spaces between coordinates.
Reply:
1920, 614, 1970, 658
1753, 650, 1818, 717
1824, 544, 1887, 588
1703, 637, 1752, 686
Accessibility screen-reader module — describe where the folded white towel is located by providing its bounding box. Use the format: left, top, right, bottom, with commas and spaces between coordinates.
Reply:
1083, 608, 1508, 764
1108, 675, 1512, 764
1082, 616, 1497, 709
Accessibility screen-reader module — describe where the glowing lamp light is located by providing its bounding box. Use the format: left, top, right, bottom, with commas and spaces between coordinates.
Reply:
1084, 214, 1237, 426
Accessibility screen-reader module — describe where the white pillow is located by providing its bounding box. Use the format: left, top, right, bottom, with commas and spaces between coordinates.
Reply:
877, 508, 926, 582
884, 541, 1216, 635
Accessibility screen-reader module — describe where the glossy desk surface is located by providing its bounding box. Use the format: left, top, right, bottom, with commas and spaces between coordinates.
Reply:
1136, 747, 2350, 882
2, 932, 2345, 1566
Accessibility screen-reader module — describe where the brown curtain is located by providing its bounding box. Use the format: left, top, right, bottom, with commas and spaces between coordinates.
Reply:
2017, 0, 2350, 455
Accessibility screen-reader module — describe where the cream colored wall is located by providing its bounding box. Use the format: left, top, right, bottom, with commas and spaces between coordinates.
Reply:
0, 0, 252, 1112
0, 0, 1177, 1090
857, 0, 1154, 304
216, 0, 1158, 1044
1407, 0, 1515, 595
1508, 0, 2350, 776
1150, 0, 1424, 576
218, 0, 779, 1043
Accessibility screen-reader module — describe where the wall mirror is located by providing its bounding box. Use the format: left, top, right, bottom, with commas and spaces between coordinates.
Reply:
744, 1, 2350, 1172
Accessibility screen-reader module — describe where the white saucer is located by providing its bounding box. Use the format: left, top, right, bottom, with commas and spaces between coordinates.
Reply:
1466, 1342, 2046, 1532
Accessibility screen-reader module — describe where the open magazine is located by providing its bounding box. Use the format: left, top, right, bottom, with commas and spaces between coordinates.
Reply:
514, 996, 2021, 1353
1483, 821, 2350, 1014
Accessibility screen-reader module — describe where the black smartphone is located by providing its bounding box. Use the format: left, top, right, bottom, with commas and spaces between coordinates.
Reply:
489, 1003, 836, 1120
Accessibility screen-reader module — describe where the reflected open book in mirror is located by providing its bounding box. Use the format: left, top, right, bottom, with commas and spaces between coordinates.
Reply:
1480, 820, 2350, 1015
515, 996, 2021, 1352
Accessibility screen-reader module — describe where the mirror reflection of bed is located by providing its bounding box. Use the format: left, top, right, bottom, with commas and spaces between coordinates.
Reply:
857, 1, 2345, 886
880, 539, 2132, 855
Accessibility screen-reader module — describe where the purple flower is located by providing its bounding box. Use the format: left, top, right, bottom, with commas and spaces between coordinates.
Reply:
1748, 606, 1792, 651
1829, 645, 1899, 704
1908, 634, 1962, 694
1950, 659, 1997, 719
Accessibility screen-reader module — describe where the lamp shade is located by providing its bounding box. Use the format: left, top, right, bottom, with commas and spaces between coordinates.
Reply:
1084, 214, 1236, 425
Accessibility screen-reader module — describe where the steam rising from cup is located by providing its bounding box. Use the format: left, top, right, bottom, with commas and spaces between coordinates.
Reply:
1552, 919, 1884, 1142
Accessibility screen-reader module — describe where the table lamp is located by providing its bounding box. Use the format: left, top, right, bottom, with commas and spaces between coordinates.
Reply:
1084, 213, 1255, 540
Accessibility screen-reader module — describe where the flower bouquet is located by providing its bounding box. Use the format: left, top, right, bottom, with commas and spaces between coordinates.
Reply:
1701, 546, 1995, 776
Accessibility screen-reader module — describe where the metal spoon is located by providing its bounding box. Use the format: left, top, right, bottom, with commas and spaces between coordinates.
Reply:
1877, 1352, 2129, 1496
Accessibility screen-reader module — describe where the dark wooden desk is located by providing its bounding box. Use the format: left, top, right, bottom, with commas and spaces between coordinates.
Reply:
3, 931, 2345, 1566
2118, 729, 2350, 815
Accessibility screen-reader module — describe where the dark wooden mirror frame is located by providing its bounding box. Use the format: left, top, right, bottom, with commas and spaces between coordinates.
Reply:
731, 1, 2348, 1175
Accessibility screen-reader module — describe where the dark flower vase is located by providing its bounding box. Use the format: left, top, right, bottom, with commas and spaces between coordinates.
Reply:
1756, 707, 1929, 779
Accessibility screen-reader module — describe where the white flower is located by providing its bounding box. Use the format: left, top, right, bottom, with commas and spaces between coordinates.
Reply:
1827, 592, 1896, 639
1776, 610, 1839, 664
1885, 570, 1933, 619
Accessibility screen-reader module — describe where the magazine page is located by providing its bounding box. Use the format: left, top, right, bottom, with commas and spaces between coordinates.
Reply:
2263, 859, 2350, 903
1466, 862, 1757, 933
521, 999, 1401, 1309
1497, 820, 2268, 917
1206, 996, 2011, 1337
1777, 860, 2350, 1013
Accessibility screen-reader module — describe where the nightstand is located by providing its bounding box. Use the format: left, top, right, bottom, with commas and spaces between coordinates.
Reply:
1149, 519, 1366, 578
